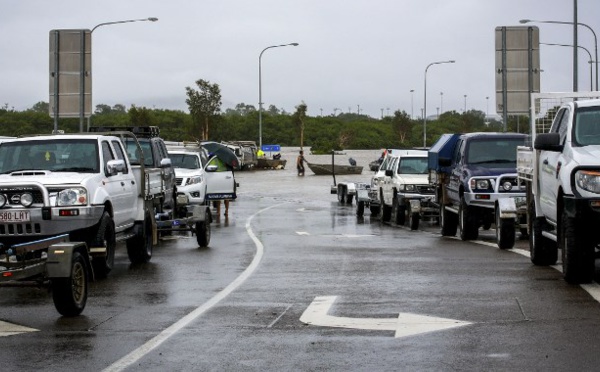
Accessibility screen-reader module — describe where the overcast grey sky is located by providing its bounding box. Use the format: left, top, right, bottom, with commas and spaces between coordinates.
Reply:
1, 0, 599, 118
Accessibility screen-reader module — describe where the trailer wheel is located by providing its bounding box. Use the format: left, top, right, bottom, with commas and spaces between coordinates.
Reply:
369, 204, 380, 216
394, 202, 406, 226
196, 209, 211, 247
529, 201, 557, 266
346, 194, 354, 204
409, 212, 420, 230
495, 208, 515, 249
91, 212, 116, 278
337, 186, 346, 203
459, 197, 478, 240
561, 214, 594, 284
356, 201, 365, 216
127, 211, 153, 264
440, 204, 458, 236
52, 251, 88, 317
381, 203, 392, 222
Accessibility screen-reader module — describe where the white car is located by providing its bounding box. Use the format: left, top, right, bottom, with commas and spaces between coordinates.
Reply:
167, 143, 237, 206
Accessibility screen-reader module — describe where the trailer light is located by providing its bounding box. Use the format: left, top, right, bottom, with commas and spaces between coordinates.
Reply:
590, 201, 600, 208
475, 194, 491, 200
2, 272, 12, 277
20, 193, 34, 207
576, 170, 600, 194
59, 209, 80, 217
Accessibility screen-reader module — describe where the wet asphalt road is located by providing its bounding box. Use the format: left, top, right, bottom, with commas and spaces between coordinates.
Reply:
3, 153, 600, 371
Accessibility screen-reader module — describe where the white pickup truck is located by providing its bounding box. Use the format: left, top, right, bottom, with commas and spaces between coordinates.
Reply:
517, 92, 600, 284
0, 131, 165, 315
380, 149, 436, 230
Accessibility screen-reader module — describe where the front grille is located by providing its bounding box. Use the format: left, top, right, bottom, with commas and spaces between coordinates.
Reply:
0, 186, 44, 205
0, 223, 42, 235
175, 178, 183, 186
416, 185, 435, 195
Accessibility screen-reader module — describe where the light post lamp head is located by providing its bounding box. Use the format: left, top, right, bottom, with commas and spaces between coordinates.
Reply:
148, 17, 159, 22
519, 19, 532, 24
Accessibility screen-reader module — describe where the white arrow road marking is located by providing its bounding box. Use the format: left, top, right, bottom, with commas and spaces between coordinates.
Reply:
0, 320, 39, 337
300, 296, 472, 338
296, 231, 310, 235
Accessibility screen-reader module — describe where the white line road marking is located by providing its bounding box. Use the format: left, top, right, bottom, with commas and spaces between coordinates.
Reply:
0, 320, 38, 337
103, 203, 284, 372
296, 231, 310, 235
300, 296, 472, 338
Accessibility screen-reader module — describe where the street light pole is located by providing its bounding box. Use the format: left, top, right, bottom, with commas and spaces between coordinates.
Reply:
440, 92, 444, 114
541, 42, 594, 90
423, 60, 455, 147
258, 43, 299, 149
520, 18, 598, 90
464, 94, 467, 113
87, 17, 158, 131
410, 89, 415, 119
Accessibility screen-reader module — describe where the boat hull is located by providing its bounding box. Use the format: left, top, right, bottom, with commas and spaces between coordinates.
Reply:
306, 162, 363, 175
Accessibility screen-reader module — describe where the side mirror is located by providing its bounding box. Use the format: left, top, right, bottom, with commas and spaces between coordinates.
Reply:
160, 158, 172, 168
534, 133, 563, 152
106, 159, 126, 176
206, 165, 218, 172
385, 169, 393, 177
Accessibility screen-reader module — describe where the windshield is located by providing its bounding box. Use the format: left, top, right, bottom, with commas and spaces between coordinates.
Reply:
574, 107, 600, 146
466, 138, 524, 168
170, 153, 201, 169
0, 139, 99, 174
397, 157, 428, 174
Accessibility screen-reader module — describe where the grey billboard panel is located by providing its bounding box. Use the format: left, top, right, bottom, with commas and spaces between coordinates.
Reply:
49, 29, 92, 118
495, 26, 540, 115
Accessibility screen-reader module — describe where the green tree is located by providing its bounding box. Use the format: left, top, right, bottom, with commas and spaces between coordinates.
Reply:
292, 101, 307, 149
28, 101, 49, 114
185, 79, 222, 140
391, 110, 413, 144
128, 105, 155, 126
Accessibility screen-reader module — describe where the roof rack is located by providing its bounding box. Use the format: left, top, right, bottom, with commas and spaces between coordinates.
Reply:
89, 126, 160, 138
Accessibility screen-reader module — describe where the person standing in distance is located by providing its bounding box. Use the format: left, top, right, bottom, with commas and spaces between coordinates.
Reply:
297, 150, 306, 176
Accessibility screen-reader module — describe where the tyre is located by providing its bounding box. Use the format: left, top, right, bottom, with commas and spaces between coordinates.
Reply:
495, 207, 515, 249
394, 199, 406, 226
459, 197, 478, 241
440, 204, 458, 236
369, 204, 380, 216
381, 204, 392, 222
356, 201, 365, 216
91, 212, 116, 278
52, 251, 88, 317
196, 209, 211, 247
126, 211, 153, 264
529, 200, 557, 266
338, 187, 346, 203
410, 212, 420, 230
346, 194, 354, 204
561, 213, 595, 284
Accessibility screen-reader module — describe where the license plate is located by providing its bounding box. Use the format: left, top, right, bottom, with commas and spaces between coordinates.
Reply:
0, 210, 31, 223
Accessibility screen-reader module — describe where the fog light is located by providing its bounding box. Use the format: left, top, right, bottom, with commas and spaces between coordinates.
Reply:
20, 193, 34, 207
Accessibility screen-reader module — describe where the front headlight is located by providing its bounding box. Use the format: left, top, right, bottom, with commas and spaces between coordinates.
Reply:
405, 184, 416, 192
186, 176, 203, 186
57, 188, 88, 206
576, 170, 600, 193
470, 178, 491, 190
